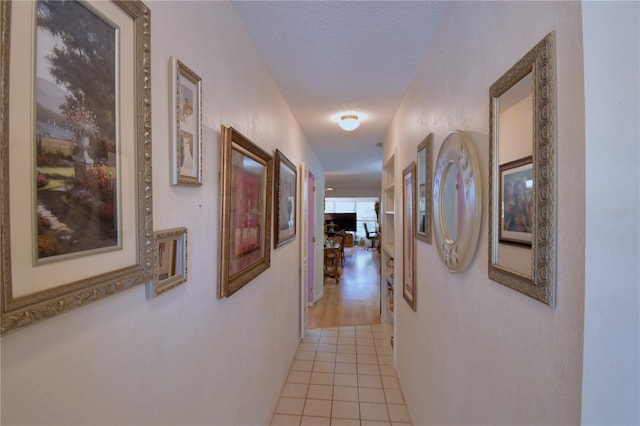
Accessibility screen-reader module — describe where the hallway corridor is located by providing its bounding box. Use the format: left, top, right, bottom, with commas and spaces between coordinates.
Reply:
270, 325, 410, 425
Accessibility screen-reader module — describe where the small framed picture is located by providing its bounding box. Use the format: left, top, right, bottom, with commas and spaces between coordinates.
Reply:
170, 57, 202, 186
273, 149, 297, 248
147, 227, 188, 298
499, 156, 533, 246
416, 133, 433, 244
402, 162, 417, 311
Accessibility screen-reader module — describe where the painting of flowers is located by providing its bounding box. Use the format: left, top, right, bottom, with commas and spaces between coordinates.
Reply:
35, 0, 119, 261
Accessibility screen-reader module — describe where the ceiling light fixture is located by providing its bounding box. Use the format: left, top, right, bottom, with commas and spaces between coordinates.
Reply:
339, 115, 360, 131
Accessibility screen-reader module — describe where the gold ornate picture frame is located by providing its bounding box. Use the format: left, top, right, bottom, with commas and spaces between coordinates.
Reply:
416, 133, 433, 244
147, 227, 188, 298
218, 126, 273, 298
488, 32, 556, 306
402, 162, 417, 311
273, 149, 297, 248
1, 0, 152, 334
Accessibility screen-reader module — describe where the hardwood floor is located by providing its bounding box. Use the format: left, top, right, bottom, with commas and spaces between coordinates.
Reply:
307, 247, 381, 329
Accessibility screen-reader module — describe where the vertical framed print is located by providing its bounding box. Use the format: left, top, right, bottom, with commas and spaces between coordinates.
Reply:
1, 0, 152, 334
170, 57, 202, 186
273, 149, 297, 248
416, 133, 433, 244
402, 162, 417, 311
218, 126, 273, 298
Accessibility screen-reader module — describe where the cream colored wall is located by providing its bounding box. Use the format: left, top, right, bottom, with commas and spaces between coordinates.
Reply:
1, 2, 324, 425
387, 2, 585, 424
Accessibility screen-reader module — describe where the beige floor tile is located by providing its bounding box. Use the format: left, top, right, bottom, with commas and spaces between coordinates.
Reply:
337, 344, 357, 354
379, 365, 396, 377
334, 373, 358, 387
270, 414, 301, 425
275, 397, 305, 416
306, 329, 322, 336
335, 362, 358, 374
321, 328, 339, 337
319, 335, 338, 344
333, 386, 359, 402
387, 404, 410, 423
310, 372, 334, 386
384, 389, 404, 404
315, 351, 336, 363
331, 418, 360, 426
357, 337, 375, 346
382, 376, 400, 389
356, 345, 376, 355
281, 382, 309, 398
338, 337, 356, 345
338, 330, 356, 337
303, 399, 332, 418
288, 371, 312, 384
299, 342, 319, 352
358, 364, 380, 376
313, 361, 335, 373
362, 421, 391, 426
391, 423, 411, 426
296, 350, 316, 361
318, 343, 338, 353
332, 400, 360, 419
358, 375, 383, 389
377, 355, 393, 365
303, 335, 321, 344
357, 354, 378, 365
292, 360, 314, 372
359, 387, 386, 403
300, 416, 330, 425
335, 353, 357, 363
307, 384, 333, 400
360, 402, 389, 421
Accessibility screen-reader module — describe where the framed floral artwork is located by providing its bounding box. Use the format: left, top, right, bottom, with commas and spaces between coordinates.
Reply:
147, 227, 188, 298
1, 0, 152, 334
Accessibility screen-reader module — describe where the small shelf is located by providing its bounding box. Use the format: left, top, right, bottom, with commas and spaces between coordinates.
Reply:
384, 183, 395, 192
382, 243, 395, 257
384, 210, 395, 215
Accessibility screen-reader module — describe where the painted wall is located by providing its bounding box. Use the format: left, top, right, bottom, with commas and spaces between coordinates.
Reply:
386, 2, 586, 424
1, 2, 324, 425
582, 2, 640, 424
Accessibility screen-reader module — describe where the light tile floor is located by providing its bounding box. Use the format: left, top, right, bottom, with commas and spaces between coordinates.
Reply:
270, 325, 411, 426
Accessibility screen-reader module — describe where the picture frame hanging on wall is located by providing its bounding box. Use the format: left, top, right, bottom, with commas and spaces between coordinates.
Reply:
146, 227, 188, 298
170, 57, 202, 186
218, 126, 273, 298
0, 0, 152, 334
273, 149, 297, 248
402, 162, 417, 311
499, 156, 533, 246
416, 133, 433, 244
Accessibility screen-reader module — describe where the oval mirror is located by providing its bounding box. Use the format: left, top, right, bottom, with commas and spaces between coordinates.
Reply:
433, 131, 481, 273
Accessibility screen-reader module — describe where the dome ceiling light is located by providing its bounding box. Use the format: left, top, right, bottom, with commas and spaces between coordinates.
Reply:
339, 115, 360, 132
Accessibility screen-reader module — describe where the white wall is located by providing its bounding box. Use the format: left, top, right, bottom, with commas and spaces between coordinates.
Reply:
1, 2, 324, 425
582, 2, 640, 424
386, 2, 586, 424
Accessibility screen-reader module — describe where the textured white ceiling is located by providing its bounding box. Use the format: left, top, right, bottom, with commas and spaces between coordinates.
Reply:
232, 1, 447, 189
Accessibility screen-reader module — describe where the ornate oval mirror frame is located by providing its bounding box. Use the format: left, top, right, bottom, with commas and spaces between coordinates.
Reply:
488, 32, 555, 305
433, 130, 482, 273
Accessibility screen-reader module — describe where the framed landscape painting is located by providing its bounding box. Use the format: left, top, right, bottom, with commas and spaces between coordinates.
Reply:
273, 149, 297, 248
1, 0, 152, 334
402, 162, 417, 311
218, 126, 273, 298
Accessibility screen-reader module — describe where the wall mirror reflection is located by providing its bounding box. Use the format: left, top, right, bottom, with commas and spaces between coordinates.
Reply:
416, 133, 433, 244
488, 32, 556, 305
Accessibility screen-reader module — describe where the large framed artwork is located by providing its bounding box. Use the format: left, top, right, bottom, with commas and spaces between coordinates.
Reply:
170, 57, 202, 186
273, 149, 297, 248
402, 162, 417, 311
147, 227, 188, 298
499, 156, 533, 246
1, 0, 152, 334
218, 126, 273, 298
